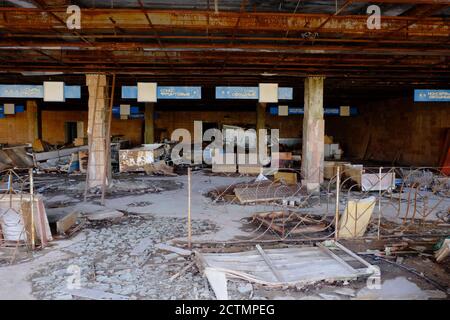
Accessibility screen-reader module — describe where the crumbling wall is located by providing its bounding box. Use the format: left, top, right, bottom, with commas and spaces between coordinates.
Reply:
326, 97, 450, 166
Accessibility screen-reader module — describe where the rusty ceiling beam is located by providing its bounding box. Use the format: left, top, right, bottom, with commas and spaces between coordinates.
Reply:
0, 9, 448, 37
137, 0, 173, 67
222, 0, 247, 70
1, 41, 447, 56
3, 33, 446, 45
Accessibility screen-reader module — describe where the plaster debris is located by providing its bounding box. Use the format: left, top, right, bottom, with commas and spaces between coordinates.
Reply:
30, 216, 218, 300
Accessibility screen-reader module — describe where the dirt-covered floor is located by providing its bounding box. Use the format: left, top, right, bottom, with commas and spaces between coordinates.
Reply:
0, 171, 448, 300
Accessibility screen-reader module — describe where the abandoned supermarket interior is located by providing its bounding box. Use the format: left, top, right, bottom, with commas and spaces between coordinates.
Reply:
0, 0, 449, 302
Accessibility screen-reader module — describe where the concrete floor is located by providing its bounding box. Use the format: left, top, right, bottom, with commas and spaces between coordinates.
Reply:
0, 171, 448, 300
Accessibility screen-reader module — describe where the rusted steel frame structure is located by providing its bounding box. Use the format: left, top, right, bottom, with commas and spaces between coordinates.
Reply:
0, 4, 448, 83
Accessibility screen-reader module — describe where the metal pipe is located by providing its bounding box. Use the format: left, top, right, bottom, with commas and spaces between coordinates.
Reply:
29, 168, 35, 250
335, 166, 340, 241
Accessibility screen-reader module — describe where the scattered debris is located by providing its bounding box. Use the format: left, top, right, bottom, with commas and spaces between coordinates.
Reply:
252, 211, 329, 237
170, 261, 196, 282
434, 238, 450, 263
30, 216, 217, 300
274, 172, 297, 185
344, 164, 395, 191
338, 196, 376, 238
194, 241, 376, 292
119, 144, 165, 172
234, 183, 302, 204
67, 288, 129, 300
144, 161, 177, 176
52, 211, 79, 235
155, 243, 192, 256
0, 145, 33, 170
86, 209, 124, 221
0, 194, 52, 245
204, 268, 228, 300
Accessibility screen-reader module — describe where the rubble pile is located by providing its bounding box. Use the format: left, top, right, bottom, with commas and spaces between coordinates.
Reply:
30, 216, 218, 300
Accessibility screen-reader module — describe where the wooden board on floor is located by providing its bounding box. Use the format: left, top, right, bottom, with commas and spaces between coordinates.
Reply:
195, 242, 375, 287
234, 183, 302, 204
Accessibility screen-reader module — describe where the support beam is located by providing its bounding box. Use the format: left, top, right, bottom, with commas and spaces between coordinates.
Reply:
26, 100, 38, 143
302, 76, 325, 193
144, 102, 155, 144
86, 74, 108, 189
256, 102, 266, 150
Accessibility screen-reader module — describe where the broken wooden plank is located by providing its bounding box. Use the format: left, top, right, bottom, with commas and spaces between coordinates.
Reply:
56, 211, 79, 235
86, 210, 123, 221
155, 243, 192, 256
170, 261, 196, 282
234, 184, 301, 204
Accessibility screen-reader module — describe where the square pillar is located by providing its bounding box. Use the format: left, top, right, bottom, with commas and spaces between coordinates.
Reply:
26, 100, 39, 143
302, 76, 325, 192
144, 102, 155, 144
256, 102, 266, 149
86, 74, 109, 188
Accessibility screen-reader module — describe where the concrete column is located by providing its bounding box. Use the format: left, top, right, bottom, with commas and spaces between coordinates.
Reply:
26, 100, 39, 143
144, 102, 155, 144
86, 74, 109, 188
302, 76, 325, 192
256, 102, 266, 146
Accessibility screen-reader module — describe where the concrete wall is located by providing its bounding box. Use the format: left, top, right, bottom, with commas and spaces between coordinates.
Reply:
326, 97, 450, 166
0, 110, 29, 145
0, 110, 143, 147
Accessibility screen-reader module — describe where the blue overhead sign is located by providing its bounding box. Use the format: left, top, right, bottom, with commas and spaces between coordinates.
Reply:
216, 87, 258, 99
414, 89, 450, 102
121, 86, 201, 100
269, 106, 357, 116
158, 86, 201, 99
0, 85, 43, 98
0, 84, 81, 99
215, 87, 293, 100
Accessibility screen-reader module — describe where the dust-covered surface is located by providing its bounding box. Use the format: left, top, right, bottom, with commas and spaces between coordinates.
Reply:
0, 171, 449, 300
30, 215, 218, 300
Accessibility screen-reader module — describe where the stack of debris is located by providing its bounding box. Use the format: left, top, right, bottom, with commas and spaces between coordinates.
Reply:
119, 143, 177, 176
251, 211, 329, 237
207, 179, 304, 205
194, 241, 376, 300
0, 194, 53, 247
0, 144, 34, 171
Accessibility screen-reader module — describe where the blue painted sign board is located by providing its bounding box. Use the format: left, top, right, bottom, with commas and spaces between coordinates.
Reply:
215, 87, 293, 100
269, 106, 357, 116
414, 89, 450, 102
0, 104, 25, 118
0, 84, 81, 99
158, 86, 201, 99
121, 86, 201, 99
112, 106, 140, 114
